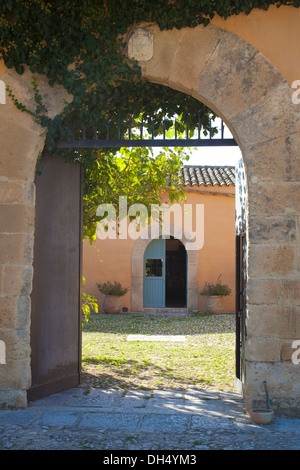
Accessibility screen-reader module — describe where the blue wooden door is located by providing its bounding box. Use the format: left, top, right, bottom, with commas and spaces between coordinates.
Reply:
143, 238, 165, 308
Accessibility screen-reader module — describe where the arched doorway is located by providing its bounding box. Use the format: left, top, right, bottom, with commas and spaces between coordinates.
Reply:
143, 237, 187, 309
0, 18, 299, 414
132, 223, 198, 313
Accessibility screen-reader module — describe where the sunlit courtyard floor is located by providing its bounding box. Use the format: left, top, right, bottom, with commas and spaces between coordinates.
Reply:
82, 312, 236, 392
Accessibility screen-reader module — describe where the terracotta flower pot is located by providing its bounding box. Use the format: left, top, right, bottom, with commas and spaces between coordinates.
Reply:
250, 409, 274, 424
103, 295, 122, 314
206, 296, 225, 314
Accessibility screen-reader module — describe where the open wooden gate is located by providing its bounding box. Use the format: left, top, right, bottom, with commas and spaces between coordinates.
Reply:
235, 158, 247, 386
27, 155, 83, 401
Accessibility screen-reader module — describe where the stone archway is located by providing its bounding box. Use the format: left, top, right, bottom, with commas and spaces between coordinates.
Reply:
131, 224, 199, 312
128, 23, 300, 415
0, 21, 299, 414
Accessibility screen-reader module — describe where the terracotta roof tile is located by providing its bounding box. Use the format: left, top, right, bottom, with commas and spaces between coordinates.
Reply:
181, 165, 235, 187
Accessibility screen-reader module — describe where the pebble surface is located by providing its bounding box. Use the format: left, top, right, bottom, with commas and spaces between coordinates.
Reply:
0, 387, 300, 451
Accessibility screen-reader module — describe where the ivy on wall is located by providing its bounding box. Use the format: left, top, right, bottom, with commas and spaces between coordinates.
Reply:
1, 0, 297, 139
0, 0, 299, 239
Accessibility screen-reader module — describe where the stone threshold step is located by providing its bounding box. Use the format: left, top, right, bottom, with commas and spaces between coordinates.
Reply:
126, 335, 187, 342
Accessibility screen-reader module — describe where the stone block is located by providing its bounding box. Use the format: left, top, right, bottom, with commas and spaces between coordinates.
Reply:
247, 180, 300, 217
0, 233, 34, 265
195, 34, 283, 120
0, 390, 27, 409
244, 361, 300, 402
0, 295, 31, 330
0, 86, 42, 134
139, 25, 184, 85
230, 81, 300, 149
281, 341, 296, 362
280, 280, 300, 306
0, 204, 35, 234
243, 133, 300, 182
187, 259, 198, 280
247, 278, 300, 306
245, 337, 282, 362
168, 24, 224, 95
249, 216, 297, 243
131, 278, 143, 312
131, 257, 143, 278
0, 114, 46, 180
248, 244, 296, 277
0, 329, 30, 360
0, 180, 35, 205
247, 305, 300, 339
0, 296, 17, 329
187, 288, 198, 311
15, 295, 31, 330
3, 66, 72, 121
0, 358, 31, 390
3, 265, 33, 296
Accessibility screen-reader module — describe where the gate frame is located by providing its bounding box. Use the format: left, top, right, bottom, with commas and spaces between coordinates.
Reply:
0, 20, 299, 414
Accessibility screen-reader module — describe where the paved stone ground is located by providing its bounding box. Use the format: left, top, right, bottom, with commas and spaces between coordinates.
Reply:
0, 387, 300, 452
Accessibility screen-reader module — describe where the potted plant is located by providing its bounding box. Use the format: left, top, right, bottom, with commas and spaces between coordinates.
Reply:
199, 274, 231, 314
97, 281, 129, 314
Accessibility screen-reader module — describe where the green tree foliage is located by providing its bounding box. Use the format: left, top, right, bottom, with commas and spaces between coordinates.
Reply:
80, 144, 189, 242
82, 276, 98, 325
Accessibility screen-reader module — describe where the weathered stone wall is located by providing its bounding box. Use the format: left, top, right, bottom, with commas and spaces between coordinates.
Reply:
128, 23, 300, 415
0, 63, 70, 408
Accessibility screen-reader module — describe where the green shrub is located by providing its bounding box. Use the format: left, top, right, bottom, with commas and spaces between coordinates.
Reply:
82, 276, 98, 325
97, 281, 128, 297
200, 275, 231, 297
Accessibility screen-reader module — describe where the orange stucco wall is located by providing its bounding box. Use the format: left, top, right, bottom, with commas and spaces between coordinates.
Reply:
212, 5, 300, 85
83, 184, 236, 313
